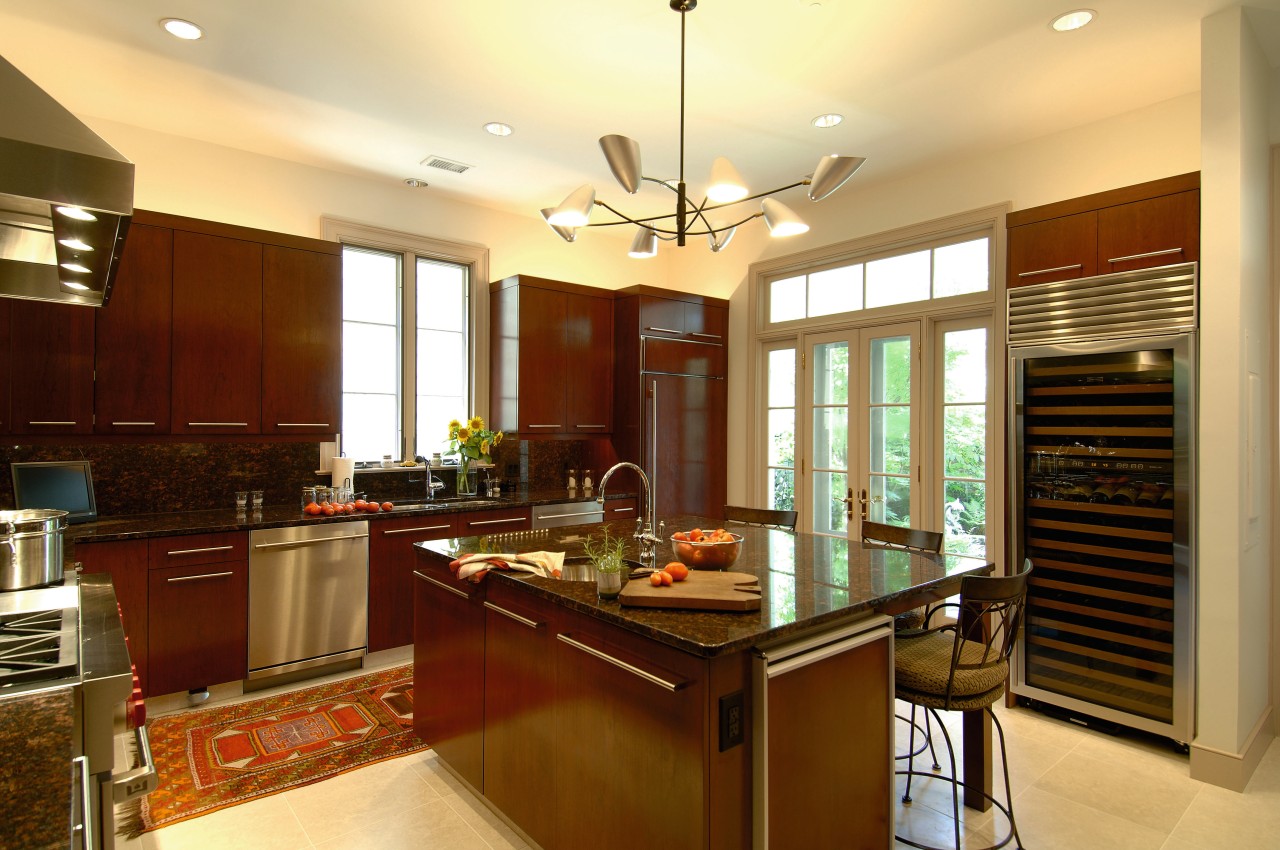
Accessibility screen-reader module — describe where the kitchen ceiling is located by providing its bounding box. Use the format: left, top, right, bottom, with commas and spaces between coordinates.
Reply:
0, 0, 1275, 223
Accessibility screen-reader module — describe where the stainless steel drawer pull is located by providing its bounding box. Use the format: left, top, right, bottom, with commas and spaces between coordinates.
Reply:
538, 510, 605, 520
1107, 247, 1183, 264
187, 422, 249, 427
526, 424, 563, 429
415, 570, 469, 600
557, 634, 684, 692
644, 326, 681, 334
465, 517, 527, 527
1017, 263, 1083, 278
28, 420, 76, 425
276, 422, 332, 427
252, 533, 369, 549
167, 570, 234, 583
691, 332, 722, 340
167, 544, 235, 556
111, 421, 157, 426
383, 524, 452, 536
484, 601, 544, 630
611, 507, 635, 513
574, 424, 607, 429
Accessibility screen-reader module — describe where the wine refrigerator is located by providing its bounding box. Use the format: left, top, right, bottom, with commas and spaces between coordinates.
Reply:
1008, 263, 1196, 744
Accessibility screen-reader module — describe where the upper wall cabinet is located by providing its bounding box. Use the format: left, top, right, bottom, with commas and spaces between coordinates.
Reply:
9, 300, 95, 434
1007, 173, 1200, 287
638, 294, 727, 344
95, 223, 173, 434
490, 275, 614, 436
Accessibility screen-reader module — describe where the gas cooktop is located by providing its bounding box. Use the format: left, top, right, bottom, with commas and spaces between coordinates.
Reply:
0, 578, 79, 692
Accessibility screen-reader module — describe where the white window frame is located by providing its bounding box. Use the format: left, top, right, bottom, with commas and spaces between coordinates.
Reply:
321, 217, 490, 460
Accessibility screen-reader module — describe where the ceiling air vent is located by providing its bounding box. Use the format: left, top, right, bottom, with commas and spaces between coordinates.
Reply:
420, 155, 473, 174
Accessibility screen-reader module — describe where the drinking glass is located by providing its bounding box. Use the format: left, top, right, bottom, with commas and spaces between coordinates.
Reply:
235, 491, 248, 512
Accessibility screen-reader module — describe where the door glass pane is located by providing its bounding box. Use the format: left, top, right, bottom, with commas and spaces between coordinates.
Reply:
809, 265, 862, 317
813, 470, 848, 535
944, 405, 986, 478
870, 474, 912, 525
870, 337, 911, 404
768, 349, 795, 407
813, 408, 847, 469
943, 327, 988, 556
767, 410, 794, 466
770, 276, 806, 322
770, 468, 795, 512
933, 238, 989, 297
944, 328, 987, 402
944, 480, 986, 556
866, 250, 930, 308
869, 406, 910, 474
813, 342, 849, 405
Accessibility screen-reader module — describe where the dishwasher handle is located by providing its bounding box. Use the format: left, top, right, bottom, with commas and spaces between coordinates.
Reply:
252, 532, 369, 550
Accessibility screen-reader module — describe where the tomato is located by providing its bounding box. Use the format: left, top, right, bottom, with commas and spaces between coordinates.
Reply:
346, 502, 356, 512
659, 570, 673, 586
381, 501, 394, 511
663, 562, 689, 582
321, 504, 335, 516
649, 572, 663, 587
354, 499, 368, 509
673, 531, 688, 541
304, 501, 321, 516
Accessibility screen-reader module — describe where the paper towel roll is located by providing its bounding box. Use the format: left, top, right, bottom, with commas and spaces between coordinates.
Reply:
331, 457, 356, 490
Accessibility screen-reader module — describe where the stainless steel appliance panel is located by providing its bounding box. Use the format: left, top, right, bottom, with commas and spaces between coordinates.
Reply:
248, 522, 369, 678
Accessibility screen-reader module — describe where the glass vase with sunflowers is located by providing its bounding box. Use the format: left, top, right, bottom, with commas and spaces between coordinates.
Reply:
447, 416, 503, 497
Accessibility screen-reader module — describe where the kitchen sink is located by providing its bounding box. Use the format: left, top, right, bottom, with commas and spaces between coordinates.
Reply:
390, 498, 508, 511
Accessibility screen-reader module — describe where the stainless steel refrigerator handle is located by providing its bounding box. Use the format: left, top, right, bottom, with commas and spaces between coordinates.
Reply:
650, 379, 659, 502
484, 601, 544, 630
414, 570, 470, 600
252, 533, 369, 549
557, 633, 684, 691
73, 755, 92, 850
112, 725, 158, 803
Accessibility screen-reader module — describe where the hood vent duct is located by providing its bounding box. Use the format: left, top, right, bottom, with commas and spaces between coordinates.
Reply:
0, 53, 134, 307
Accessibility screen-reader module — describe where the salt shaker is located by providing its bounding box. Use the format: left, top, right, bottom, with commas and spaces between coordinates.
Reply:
567, 468, 578, 490
583, 469, 593, 490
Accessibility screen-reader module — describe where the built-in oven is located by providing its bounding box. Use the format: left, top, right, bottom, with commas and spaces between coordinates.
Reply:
0, 571, 157, 849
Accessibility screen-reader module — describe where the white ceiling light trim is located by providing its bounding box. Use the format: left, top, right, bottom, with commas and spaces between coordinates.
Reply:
483, 122, 514, 137
1050, 9, 1095, 32
812, 113, 844, 128
161, 18, 204, 40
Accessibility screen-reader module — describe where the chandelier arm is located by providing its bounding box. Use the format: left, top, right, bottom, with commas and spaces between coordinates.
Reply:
698, 180, 812, 213
592, 200, 681, 227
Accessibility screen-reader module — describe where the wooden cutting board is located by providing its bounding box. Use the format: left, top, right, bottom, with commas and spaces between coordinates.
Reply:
619, 570, 762, 612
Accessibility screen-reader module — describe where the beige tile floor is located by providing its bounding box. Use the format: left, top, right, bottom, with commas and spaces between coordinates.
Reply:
115, 659, 1280, 849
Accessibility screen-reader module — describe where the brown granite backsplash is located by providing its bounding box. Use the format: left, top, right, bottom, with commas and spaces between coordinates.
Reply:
0, 437, 622, 518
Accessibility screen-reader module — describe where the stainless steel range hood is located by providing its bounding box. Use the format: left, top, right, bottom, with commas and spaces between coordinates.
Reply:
0, 53, 133, 307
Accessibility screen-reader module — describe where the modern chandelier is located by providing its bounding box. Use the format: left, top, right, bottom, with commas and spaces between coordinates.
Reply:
541, 0, 866, 258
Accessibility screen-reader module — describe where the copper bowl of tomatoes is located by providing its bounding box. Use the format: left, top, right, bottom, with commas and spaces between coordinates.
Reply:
670, 528, 744, 571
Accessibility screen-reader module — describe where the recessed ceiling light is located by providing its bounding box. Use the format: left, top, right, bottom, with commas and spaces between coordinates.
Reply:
60, 262, 91, 274
161, 18, 204, 40
812, 113, 844, 129
483, 122, 514, 137
62, 281, 91, 291
1051, 9, 1095, 32
55, 205, 96, 221
58, 238, 93, 251
404, 178, 429, 188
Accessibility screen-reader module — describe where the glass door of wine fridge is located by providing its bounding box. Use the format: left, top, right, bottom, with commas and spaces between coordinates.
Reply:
1009, 333, 1195, 744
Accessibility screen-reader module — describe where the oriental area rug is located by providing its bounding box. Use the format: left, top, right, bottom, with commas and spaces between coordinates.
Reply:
124, 664, 425, 835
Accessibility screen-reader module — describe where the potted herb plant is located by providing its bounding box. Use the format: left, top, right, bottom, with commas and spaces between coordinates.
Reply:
582, 527, 626, 599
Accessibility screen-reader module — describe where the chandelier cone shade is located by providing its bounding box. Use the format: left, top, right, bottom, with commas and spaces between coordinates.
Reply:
539, 0, 863, 256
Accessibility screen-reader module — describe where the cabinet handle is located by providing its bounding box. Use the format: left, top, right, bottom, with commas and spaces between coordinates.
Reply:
414, 570, 469, 600
644, 326, 681, 334
167, 570, 234, 583
28, 421, 76, 426
691, 332, 722, 340
484, 601, 544, 629
465, 517, 527, 527
166, 544, 235, 556
538, 510, 604, 520
1106, 247, 1183, 264
557, 634, 686, 692
275, 422, 332, 428
111, 421, 157, 426
187, 422, 249, 427
610, 507, 635, 514
574, 424, 608, 429
252, 533, 368, 549
382, 524, 452, 536
1016, 263, 1083, 278
526, 424, 563, 429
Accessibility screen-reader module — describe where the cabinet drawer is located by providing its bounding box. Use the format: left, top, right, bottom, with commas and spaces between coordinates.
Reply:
148, 532, 248, 569
643, 338, 727, 377
604, 498, 638, 521
456, 506, 532, 535
374, 514, 457, 541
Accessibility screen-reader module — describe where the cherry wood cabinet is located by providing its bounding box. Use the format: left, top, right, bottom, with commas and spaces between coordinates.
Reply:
367, 513, 456, 652
75, 539, 150, 696
261, 245, 342, 436
489, 274, 614, 435
639, 293, 727, 345
604, 496, 639, 522
8, 300, 95, 434
146, 542, 248, 697
1008, 173, 1199, 287
170, 230, 263, 435
94, 223, 173, 434
455, 504, 532, 536
413, 557, 486, 791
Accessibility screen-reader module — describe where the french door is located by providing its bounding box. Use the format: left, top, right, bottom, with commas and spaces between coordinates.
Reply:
802, 322, 920, 539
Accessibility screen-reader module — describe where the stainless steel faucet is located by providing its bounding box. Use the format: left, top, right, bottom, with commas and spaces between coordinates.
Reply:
597, 461, 663, 566
423, 469, 445, 501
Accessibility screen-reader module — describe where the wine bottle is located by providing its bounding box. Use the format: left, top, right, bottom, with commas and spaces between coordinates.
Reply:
1090, 481, 1118, 503
1062, 481, 1094, 502
1111, 483, 1140, 505
1135, 483, 1163, 507
1157, 486, 1174, 509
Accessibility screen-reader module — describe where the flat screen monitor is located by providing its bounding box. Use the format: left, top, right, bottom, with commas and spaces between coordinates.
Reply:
11, 461, 98, 524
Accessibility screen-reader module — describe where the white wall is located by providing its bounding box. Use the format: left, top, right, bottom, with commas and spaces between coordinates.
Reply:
1194, 6, 1274, 781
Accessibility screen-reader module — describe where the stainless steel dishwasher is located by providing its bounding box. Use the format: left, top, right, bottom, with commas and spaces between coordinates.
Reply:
247, 521, 370, 686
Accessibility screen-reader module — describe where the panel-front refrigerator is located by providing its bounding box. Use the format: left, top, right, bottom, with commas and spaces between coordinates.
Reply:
1007, 263, 1196, 745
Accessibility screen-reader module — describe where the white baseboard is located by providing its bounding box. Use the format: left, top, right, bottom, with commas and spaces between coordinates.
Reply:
1190, 705, 1274, 791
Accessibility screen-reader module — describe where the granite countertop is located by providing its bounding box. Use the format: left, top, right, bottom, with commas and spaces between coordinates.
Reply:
67, 488, 636, 544
0, 685, 75, 850
415, 514, 993, 658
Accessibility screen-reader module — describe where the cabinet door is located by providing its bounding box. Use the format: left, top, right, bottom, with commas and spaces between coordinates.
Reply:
565, 291, 613, 433
95, 223, 173, 434
1007, 211, 1097, 287
516, 286, 567, 433
413, 562, 485, 790
555, 614, 707, 849
368, 514, 456, 652
1097, 190, 1199, 274
648, 373, 727, 518
261, 246, 341, 435
639, 294, 686, 337
9, 300, 95, 434
171, 231, 262, 434
77, 540, 150, 696
147, 560, 248, 695
644, 337, 728, 378
685, 302, 728, 345
483, 582, 557, 849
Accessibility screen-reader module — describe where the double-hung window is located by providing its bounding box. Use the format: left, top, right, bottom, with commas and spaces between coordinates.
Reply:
322, 218, 488, 463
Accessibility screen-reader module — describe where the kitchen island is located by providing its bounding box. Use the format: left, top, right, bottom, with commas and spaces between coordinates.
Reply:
413, 515, 993, 850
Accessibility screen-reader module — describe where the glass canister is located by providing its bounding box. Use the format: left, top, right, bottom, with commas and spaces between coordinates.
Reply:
301, 486, 318, 510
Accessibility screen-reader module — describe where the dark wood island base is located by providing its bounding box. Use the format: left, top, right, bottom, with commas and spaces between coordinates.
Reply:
412, 516, 992, 850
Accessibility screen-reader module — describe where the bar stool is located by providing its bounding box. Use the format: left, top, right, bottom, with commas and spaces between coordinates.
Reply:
894, 563, 1032, 850
723, 505, 798, 532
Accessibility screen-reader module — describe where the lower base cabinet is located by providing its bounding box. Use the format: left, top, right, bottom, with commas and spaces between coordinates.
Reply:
147, 561, 248, 695
368, 515, 456, 652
